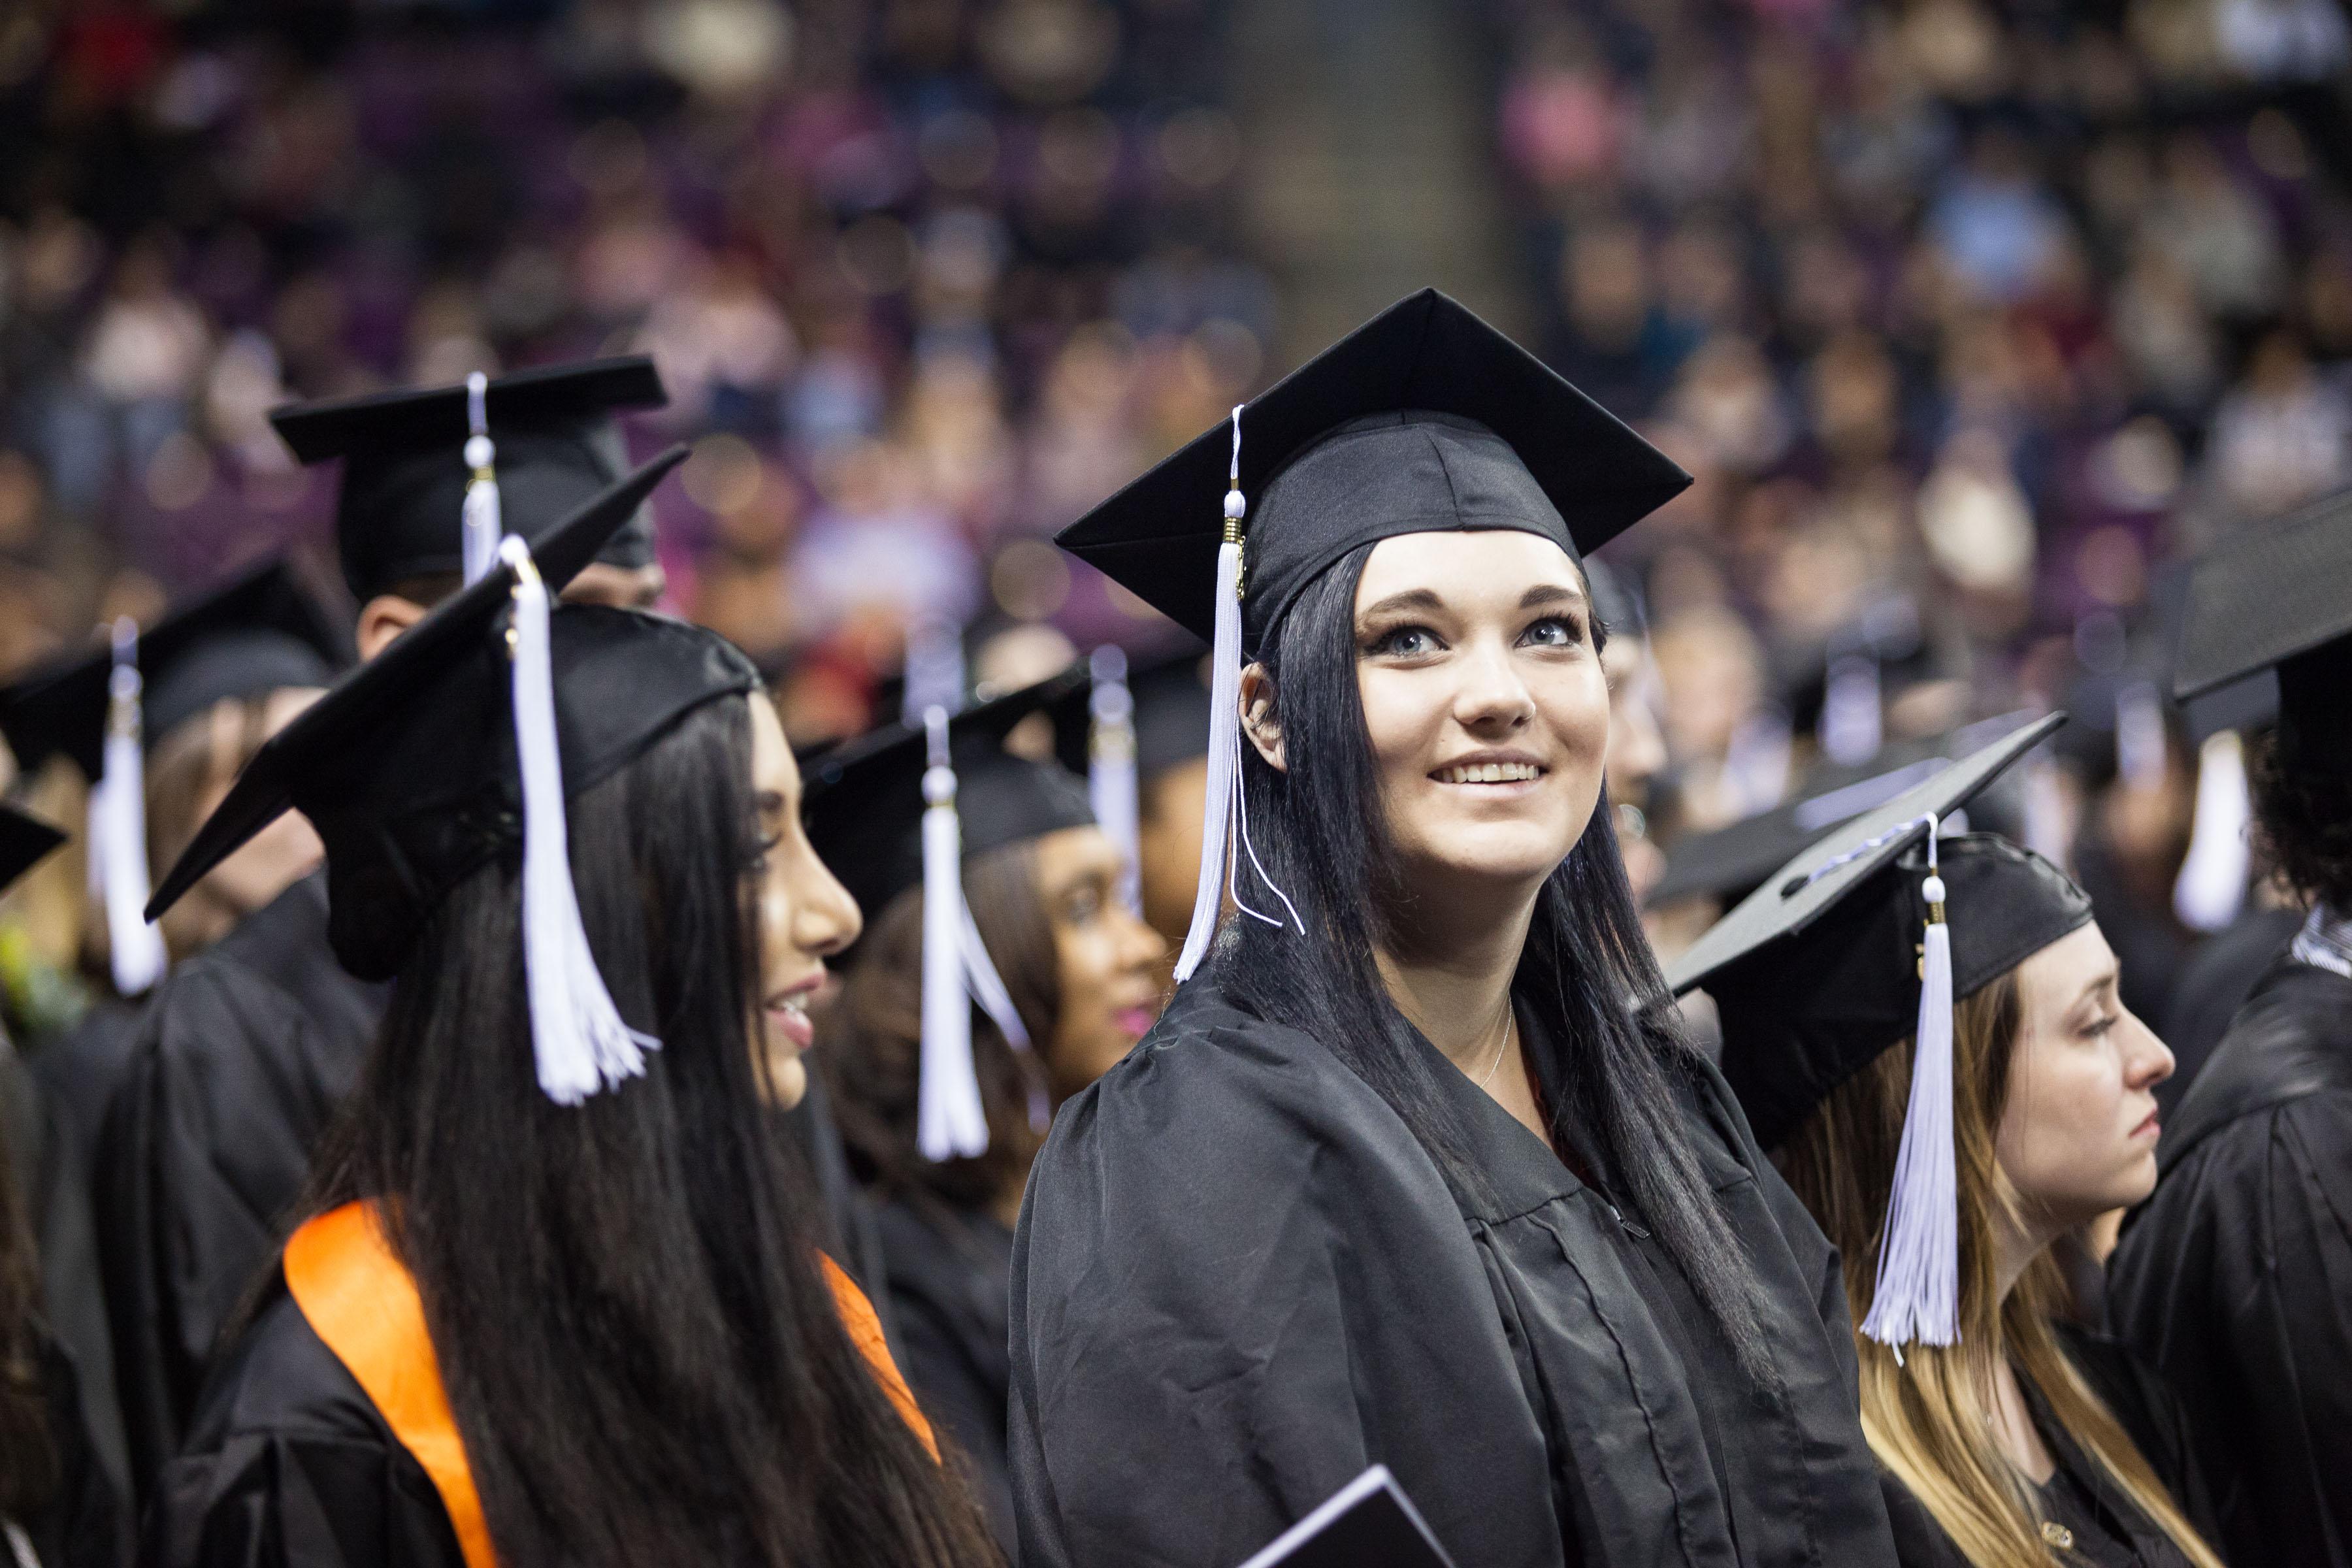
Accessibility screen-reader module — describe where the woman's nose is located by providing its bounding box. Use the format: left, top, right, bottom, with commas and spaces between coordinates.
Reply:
1455, 640, 1536, 729
792, 851, 862, 957
2122, 1011, 2175, 1088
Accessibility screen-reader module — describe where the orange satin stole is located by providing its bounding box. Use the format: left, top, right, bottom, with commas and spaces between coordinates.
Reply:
284, 1201, 937, 1568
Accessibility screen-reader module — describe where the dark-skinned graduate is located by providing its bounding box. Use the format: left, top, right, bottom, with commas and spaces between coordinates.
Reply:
1, 804, 125, 1568
2108, 485, 2352, 1568
808, 670, 1166, 1558
1673, 719, 2226, 1568
88, 360, 870, 1497
1008, 289, 1899, 1568
135, 476, 998, 1568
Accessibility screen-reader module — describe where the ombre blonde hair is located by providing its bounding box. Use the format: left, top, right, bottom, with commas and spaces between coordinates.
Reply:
1777, 973, 2223, 1568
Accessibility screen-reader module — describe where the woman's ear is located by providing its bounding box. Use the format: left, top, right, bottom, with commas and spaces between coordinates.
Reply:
1239, 664, 1286, 773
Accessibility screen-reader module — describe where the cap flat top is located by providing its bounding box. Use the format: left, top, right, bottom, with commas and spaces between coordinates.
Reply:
0, 561, 345, 781
1056, 289, 1689, 646
269, 356, 666, 465
2175, 485, 2352, 698
0, 804, 65, 896
148, 446, 691, 928
1666, 711, 2066, 996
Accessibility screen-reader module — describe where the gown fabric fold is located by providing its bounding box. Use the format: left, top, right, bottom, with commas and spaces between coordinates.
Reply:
2108, 953, 2352, 1568
1007, 976, 1899, 1568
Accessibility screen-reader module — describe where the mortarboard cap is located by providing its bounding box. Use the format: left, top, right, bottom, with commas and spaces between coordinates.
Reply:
1056, 290, 1686, 985
272, 357, 667, 603
1668, 713, 2085, 1349
1235, 1465, 1458, 1568
147, 447, 725, 990
1056, 289, 1688, 653
0, 804, 65, 897
2173, 485, 2352, 774
1053, 645, 1215, 783
0, 561, 343, 782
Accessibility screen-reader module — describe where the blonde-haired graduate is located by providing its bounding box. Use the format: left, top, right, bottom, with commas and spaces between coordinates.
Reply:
1674, 717, 2229, 1568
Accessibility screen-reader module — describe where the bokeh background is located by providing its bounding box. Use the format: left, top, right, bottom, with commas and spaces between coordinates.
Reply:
1, 0, 2347, 1037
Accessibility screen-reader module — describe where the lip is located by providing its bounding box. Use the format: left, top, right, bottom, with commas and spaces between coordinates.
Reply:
2130, 1109, 2161, 1141
1113, 1004, 1156, 1040
1429, 749, 1550, 790
764, 970, 826, 1052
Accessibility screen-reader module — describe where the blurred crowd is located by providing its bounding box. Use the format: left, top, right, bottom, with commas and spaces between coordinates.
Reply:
1485, 0, 2352, 1024
0, 0, 1264, 742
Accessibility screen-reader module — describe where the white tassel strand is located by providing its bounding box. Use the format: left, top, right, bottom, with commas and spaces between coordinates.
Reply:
502, 535, 658, 1104
2174, 729, 2251, 932
1088, 645, 1142, 919
1172, 408, 1251, 984
95, 619, 167, 995
917, 706, 990, 1159
461, 372, 502, 586
1863, 817, 1960, 1354
959, 904, 1050, 1133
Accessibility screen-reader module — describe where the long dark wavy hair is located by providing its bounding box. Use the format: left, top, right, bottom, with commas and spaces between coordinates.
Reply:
1207, 542, 1772, 1379
309, 695, 999, 1568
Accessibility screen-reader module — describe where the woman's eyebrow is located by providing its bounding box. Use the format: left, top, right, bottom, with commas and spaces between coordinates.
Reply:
1522, 583, 1586, 610
2072, 968, 2121, 1011
1358, 588, 1446, 620
755, 789, 787, 817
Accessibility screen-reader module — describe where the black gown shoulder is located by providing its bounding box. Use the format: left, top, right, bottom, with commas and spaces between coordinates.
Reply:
876, 1198, 1015, 1559
2109, 953, 2352, 1568
93, 871, 386, 1497
142, 1276, 466, 1568
1007, 975, 1897, 1568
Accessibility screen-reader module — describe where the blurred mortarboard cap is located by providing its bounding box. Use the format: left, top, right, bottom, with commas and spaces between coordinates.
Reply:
0, 804, 65, 897
2170, 495, 2351, 770
272, 356, 668, 603
1051, 645, 1213, 782
1236, 1465, 1457, 1568
1054, 288, 1690, 653
804, 664, 1096, 924
146, 447, 732, 996
0, 561, 344, 781
1583, 556, 1645, 642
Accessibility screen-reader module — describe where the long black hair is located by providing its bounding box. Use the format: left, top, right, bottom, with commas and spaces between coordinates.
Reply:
310, 694, 999, 1568
1208, 543, 1773, 1379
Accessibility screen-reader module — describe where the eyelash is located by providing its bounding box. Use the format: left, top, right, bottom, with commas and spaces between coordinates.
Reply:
1362, 615, 1584, 657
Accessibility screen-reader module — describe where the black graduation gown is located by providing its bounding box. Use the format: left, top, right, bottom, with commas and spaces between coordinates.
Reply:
2155, 905, 2300, 1121
1007, 977, 1899, 1568
3, 1034, 130, 1538
93, 872, 386, 1497
28, 996, 145, 1184
877, 1198, 1016, 1559
142, 1280, 468, 1568
2108, 953, 2352, 1568
1876, 1326, 2220, 1568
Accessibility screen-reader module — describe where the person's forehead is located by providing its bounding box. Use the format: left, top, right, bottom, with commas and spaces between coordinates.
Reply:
1355, 529, 1584, 598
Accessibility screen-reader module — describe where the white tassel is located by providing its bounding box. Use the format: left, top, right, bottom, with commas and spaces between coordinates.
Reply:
2021, 752, 2071, 868
461, 372, 502, 587
1172, 408, 1250, 985
918, 706, 990, 1159
1822, 652, 1883, 766
1863, 819, 1959, 1354
501, 535, 658, 1104
2174, 730, 2251, 932
1088, 645, 1142, 918
960, 904, 1050, 1133
94, 619, 167, 995
2115, 680, 2167, 792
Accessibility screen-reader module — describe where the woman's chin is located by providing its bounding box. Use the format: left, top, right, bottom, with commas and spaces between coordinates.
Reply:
760, 1049, 809, 1110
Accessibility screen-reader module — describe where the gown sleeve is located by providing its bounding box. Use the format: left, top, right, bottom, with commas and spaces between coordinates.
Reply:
1006, 1038, 1381, 1568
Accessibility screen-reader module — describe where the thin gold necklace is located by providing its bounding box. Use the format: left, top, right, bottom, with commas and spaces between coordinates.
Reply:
1477, 1007, 1517, 1090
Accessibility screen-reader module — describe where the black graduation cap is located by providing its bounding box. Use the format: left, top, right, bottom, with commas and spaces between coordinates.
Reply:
2173, 485, 2351, 773
0, 804, 65, 897
0, 561, 344, 781
272, 357, 668, 602
146, 446, 728, 996
1055, 288, 1690, 652
804, 665, 1096, 924
1235, 1466, 1458, 1568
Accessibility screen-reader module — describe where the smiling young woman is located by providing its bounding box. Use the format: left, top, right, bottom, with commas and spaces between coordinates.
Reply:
1008, 293, 1900, 1567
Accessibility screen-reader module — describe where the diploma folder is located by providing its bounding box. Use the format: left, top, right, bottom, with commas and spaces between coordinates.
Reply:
1235, 1466, 1459, 1568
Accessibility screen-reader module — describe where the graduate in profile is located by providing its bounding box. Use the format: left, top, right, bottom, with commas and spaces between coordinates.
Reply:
1010, 291, 1901, 1567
